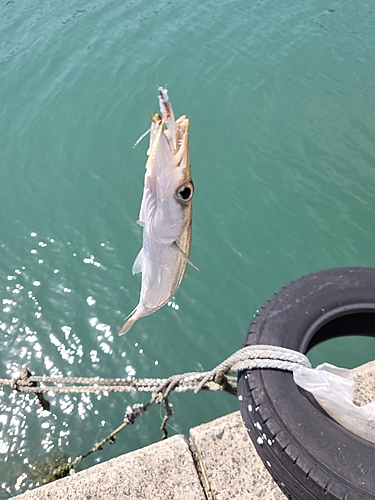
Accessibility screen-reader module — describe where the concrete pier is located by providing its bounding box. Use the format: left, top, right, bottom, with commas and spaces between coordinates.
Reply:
11, 360, 375, 500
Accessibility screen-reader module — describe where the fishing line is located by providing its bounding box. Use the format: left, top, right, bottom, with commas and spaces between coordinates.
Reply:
155, 55, 160, 88
165, 422, 183, 435
154, 51, 169, 93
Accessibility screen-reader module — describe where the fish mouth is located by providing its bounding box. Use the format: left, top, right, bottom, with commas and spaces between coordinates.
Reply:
147, 114, 190, 172
145, 88, 190, 172
169, 115, 190, 167
146, 88, 190, 171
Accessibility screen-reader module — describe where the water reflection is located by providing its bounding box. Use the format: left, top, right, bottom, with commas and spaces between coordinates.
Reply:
1, 0, 374, 496
0, 230, 127, 496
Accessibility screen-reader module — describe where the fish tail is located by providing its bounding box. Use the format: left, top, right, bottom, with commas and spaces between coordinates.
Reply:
118, 312, 138, 336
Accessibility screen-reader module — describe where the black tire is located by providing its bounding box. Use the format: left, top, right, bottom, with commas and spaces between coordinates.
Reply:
237, 267, 375, 500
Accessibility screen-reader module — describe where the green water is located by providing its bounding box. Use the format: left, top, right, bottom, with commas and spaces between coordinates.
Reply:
1, 0, 375, 496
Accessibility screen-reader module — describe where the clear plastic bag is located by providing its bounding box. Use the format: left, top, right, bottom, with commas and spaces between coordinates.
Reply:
293, 363, 375, 443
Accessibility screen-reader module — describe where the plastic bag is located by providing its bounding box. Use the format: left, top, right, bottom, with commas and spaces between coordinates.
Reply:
293, 363, 375, 443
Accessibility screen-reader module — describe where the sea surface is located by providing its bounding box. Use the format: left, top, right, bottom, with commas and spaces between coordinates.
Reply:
1, 0, 375, 496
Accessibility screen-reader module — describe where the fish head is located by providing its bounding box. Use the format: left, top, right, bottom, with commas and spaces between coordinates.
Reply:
141, 114, 193, 245
169, 115, 192, 203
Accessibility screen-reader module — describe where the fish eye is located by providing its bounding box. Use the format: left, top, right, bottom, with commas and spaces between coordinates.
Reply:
175, 181, 194, 204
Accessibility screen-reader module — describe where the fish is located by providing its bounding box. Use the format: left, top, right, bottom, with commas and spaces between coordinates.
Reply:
119, 88, 195, 335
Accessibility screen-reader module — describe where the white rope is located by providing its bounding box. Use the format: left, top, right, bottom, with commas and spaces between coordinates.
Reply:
0, 345, 310, 396
0, 345, 313, 467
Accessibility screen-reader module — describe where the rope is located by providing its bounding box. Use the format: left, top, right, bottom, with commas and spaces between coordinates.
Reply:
0, 345, 310, 397
1, 345, 311, 479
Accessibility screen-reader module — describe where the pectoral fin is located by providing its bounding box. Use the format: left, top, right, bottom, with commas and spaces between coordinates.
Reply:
173, 243, 199, 271
132, 248, 144, 275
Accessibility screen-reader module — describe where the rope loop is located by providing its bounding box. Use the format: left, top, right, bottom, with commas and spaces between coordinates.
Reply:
11, 367, 51, 411
2, 345, 310, 400
11, 367, 36, 391
0, 345, 312, 476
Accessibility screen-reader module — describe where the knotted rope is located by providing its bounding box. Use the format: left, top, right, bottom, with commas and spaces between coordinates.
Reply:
1, 345, 310, 397
0, 345, 311, 478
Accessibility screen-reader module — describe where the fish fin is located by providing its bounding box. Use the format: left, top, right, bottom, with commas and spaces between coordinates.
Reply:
132, 249, 144, 275
118, 314, 138, 336
136, 219, 145, 227
173, 243, 199, 271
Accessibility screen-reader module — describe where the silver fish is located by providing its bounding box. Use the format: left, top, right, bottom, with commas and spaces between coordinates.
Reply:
119, 88, 195, 335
